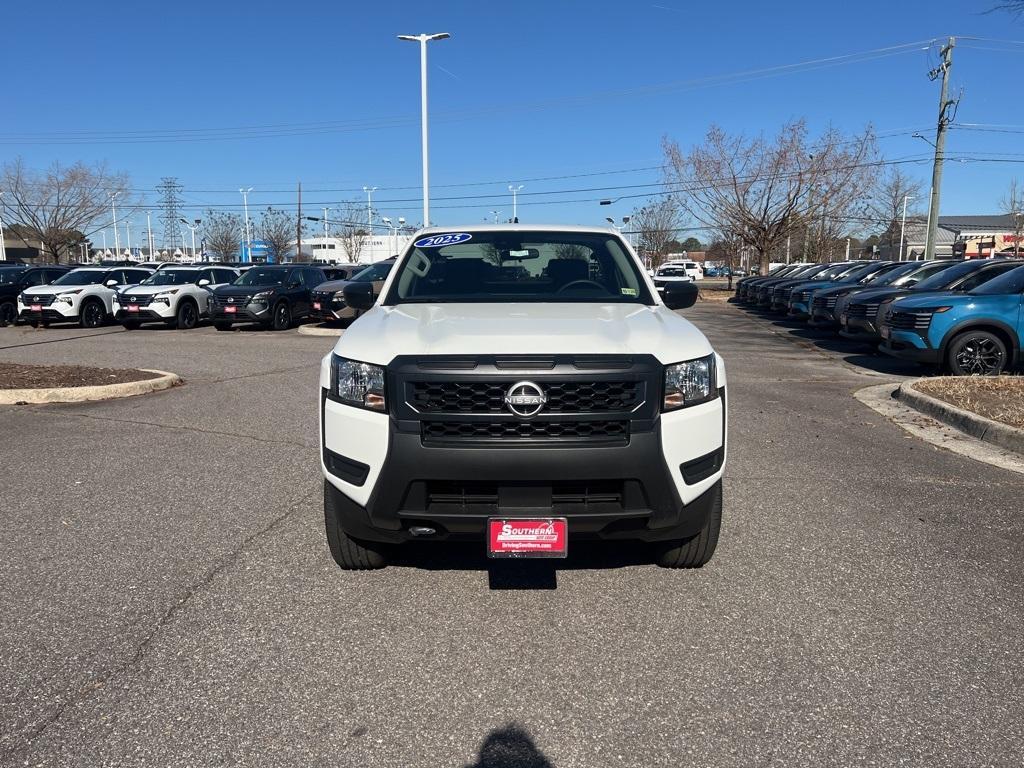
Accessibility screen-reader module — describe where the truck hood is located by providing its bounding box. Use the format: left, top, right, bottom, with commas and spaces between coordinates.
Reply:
333, 303, 714, 366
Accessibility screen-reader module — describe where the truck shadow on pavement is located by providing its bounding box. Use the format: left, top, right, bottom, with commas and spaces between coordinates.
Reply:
388, 540, 656, 590
463, 724, 554, 767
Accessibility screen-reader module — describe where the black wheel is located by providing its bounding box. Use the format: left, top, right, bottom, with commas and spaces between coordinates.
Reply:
122, 321, 141, 330
0, 301, 16, 327
175, 300, 198, 330
947, 330, 1007, 376
656, 481, 722, 568
270, 301, 291, 331
324, 481, 388, 569
214, 321, 233, 332
80, 300, 106, 328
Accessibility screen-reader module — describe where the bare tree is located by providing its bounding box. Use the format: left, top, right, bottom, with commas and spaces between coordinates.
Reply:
258, 207, 296, 262
631, 196, 684, 268
989, 1, 1024, 16
863, 166, 923, 259
663, 120, 878, 272
336, 201, 367, 263
1001, 178, 1023, 257
0, 158, 132, 263
203, 211, 244, 261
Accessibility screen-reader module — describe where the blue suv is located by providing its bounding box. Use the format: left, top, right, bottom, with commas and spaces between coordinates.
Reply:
879, 264, 1024, 374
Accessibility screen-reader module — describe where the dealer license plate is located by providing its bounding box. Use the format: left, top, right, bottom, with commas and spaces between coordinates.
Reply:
224, 306, 237, 313
312, 301, 321, 310
880, 325, 890, 339
488, 518, 568, 558
126, 304, 139, 312
30, 304, 41, 312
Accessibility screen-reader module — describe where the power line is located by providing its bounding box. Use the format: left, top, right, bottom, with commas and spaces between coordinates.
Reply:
0, 40, 936, 146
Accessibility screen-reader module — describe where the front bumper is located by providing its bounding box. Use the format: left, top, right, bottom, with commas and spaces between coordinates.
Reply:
320, 387, 727, 545
209, 302, 270, 324
878, 329, 941, 364
17, 303, 78, 324
114, 301, 174, 323
838, 315, 881, 342
787, 300, 810, 319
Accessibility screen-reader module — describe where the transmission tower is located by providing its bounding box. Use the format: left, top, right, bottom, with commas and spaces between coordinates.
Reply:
157, 177, 185, 253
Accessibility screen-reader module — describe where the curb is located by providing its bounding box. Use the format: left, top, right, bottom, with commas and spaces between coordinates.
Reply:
895, 378, 1024, 457
0, 369, 181, 405
297, 324, 344, 337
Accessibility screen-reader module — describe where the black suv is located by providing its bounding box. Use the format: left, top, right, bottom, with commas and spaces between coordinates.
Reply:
209, 264, 326, 331
0, 264, 71, 326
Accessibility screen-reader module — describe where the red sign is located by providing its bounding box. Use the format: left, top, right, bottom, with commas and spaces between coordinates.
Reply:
224, 306, 237, 313
488, 518, 568, 558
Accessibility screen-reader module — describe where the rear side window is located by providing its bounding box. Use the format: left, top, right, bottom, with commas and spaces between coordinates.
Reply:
214, 269, 236, 284
124, 269, 151, 284
956, 263, 1021, 291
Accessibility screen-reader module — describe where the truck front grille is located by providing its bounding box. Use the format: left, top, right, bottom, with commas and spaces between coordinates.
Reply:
422, 419, 628, 443
410, 380, 641, 414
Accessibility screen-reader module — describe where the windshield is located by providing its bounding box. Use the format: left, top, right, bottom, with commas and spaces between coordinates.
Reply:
868, 262, 921, 287
969, 264, 1024, 295
912, 261, 985, 292
52, 269, 108, 286
142, 270, 201, 286
0, 269, 26, 285
351, 262, 394, 282
386, 230, 652, 304
656, 266, 690, 277
234, 268, 289, 286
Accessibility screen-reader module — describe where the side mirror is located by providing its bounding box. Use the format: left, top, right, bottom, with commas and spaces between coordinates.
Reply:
662, 281, 699, 310
105, 279, 118, 287
197, 278, 211, 287
343, 281, 376, 310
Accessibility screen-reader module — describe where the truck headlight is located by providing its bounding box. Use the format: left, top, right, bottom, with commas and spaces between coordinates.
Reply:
663, 354, 717, 411
330, 355, 386, 411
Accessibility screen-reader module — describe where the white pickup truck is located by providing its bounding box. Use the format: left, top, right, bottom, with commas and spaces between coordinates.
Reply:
319, 225, 727, 569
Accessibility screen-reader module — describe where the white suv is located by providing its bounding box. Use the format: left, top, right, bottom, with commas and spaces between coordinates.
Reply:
663, 260, 704, 280
18, 266, 154, 328
319, 225, 727, 570
114, 266, 239, 329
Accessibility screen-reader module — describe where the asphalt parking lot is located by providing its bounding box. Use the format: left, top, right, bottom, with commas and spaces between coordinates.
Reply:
2, 306, 1022, 767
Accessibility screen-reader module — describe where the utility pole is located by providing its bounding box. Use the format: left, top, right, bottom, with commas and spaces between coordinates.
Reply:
322, 207, 330, 243
146, 211, 154, 259
924, 37, 955, 261
296, 181, 302, 264
125, 219, 132, 258
785, 235, 790, 264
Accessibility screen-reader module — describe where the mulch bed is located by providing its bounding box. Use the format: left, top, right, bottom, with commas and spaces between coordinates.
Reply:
915, 376, 1024, 430
0, 362, 161, 390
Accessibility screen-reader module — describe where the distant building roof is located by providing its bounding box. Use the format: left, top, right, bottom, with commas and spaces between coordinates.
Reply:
938, 214, 1020, 232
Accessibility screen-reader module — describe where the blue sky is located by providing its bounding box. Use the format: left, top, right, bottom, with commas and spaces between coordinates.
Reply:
3, 0, 1024, 241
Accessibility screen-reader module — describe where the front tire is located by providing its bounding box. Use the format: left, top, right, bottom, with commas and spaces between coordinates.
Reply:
175, 300, 199, 330
947, 330, 1007, 376
0, 301, 16, 327
324, 481, 388, 570
270, 301, 291, 331
656, 481, 722, 568
80, 300, 106, 329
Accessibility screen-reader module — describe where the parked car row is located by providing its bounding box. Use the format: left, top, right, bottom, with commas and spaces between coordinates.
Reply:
0, 259, 397, 332
733, 258, 1024, 375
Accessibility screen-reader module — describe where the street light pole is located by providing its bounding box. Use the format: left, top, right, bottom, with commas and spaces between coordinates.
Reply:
146, 211, 154, 259
125, 219, 132, 258
322, 207, 330, 243
363, 186, 377, 232
509, 184, 523, 222
110, 192, 120, 261
898, 194, 914, 261
398, 32, 450, 227
0, 191, 7, 262
240, 187, 253, 259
